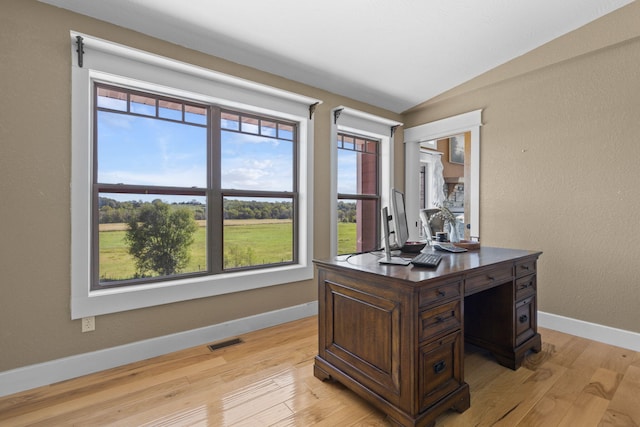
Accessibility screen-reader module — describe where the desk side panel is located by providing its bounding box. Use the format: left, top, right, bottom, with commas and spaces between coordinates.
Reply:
316, 267, 411, 409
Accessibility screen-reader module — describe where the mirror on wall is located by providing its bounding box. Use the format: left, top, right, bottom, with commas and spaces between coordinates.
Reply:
404, 110, 482, 242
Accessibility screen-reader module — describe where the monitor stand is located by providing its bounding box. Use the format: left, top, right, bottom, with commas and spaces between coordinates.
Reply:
380, 256, 411, 265
379, 207, 410, 266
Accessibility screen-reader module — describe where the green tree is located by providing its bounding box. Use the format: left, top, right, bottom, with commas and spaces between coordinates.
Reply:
125, 200, 198, 276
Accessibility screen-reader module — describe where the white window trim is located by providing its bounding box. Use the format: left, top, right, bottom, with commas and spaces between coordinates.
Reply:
70, 32, 321, 319
330, 106, 402, 257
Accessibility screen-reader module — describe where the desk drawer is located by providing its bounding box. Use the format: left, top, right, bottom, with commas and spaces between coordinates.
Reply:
419, 300, 461, 342
418, 331, 463, 411
419, 280, 461, 308
465, 265, 512, 295
515, 296, 536, 346
515, 274, 536, 300
515, 259, 537, 278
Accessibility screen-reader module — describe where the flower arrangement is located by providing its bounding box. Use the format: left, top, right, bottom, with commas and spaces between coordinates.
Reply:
432, 204, 461, 243
432, 204, 457, 226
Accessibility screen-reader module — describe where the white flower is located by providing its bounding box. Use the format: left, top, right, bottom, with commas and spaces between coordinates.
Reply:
433, 204, 457, 225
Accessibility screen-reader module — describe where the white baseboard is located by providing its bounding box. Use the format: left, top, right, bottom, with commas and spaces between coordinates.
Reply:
538, 311, 640, 352
0, 301, 318, 398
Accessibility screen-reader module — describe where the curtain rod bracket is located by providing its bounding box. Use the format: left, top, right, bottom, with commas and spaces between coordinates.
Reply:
76, 35, 85, 68
309, 102, 319, 120
333, 108, 343, 124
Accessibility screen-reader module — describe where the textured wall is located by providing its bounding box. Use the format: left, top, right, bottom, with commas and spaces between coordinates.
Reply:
0, 0, 401, 371
404, 2, 640, 333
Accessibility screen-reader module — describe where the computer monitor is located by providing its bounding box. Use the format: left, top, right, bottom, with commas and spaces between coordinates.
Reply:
391, 188, 409, 250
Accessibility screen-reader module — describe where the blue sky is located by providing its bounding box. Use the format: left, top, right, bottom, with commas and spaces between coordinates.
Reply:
337, 149, 358, 195
97, 109, 293, 203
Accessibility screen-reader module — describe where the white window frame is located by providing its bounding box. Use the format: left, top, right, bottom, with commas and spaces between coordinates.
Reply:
70, 32, 320, 319
330, 106, 402, 257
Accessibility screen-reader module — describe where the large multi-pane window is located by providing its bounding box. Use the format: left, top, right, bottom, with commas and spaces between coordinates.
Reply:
94, 84, 297, 289
71, 33, 316, 318
336, 132, 380, 254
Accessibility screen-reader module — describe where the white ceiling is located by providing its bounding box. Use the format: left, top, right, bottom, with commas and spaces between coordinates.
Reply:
40, 0, 634, 113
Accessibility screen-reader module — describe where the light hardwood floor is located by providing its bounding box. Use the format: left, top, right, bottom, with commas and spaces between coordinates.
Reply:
1, 316, 639, 426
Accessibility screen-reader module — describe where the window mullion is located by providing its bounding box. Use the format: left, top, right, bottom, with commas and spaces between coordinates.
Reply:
96, 183, 206, 196
209, 107, 223, 273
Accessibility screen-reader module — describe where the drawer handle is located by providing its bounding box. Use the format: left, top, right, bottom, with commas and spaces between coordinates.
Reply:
519, 314, 529, 324
437, 290, 446, 297
519, 282, 532, 290
487, 276, 495, 281
433, 360, 447, 374
435, 316, 444, 323
521, 265, 530, 270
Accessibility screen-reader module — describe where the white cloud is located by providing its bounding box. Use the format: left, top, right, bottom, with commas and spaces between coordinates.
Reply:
99, 165, 207, 188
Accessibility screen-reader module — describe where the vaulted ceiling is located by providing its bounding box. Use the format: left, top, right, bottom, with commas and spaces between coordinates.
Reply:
39, 0, 634, 113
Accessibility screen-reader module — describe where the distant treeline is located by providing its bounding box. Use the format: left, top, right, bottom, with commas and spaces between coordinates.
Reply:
98, 197, 295, 224
337, 200, 357, 223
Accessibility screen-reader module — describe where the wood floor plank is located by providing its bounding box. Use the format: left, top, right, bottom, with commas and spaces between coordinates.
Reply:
462, 344, 511, 392
557, 392, 610, 427
304, 389, 382, 427
538, 327, 574, 349
436, 361, 565, 426
599, 345, 637, 375
2, 354, 229, 426
231, 402, 295, 427
0, 349, 224, 421
583, 368, 623, 400
545, 333, 592, 370
517, 365, 595, 427
573, 340, 624, 373
437, 364, 530, 426
138, 405, 211, 427
599, 364, 640, 426
0, 316, 637, 427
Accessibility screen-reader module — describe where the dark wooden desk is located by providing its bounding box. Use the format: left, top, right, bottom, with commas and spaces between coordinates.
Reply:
313, 247, 542, 427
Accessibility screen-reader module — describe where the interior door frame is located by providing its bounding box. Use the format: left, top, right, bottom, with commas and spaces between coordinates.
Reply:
404, 110, 482, 241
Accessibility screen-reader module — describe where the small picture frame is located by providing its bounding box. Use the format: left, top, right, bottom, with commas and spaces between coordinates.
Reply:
449, 135, 464, 165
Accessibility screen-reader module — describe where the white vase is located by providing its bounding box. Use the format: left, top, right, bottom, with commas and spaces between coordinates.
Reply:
449, 222, 460, 243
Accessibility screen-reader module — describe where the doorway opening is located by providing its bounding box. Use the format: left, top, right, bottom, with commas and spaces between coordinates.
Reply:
418, 134, 468, 240
403, 110, 482, 242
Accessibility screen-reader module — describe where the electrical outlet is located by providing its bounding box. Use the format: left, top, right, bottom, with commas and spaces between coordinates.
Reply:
82, 316, 95, 332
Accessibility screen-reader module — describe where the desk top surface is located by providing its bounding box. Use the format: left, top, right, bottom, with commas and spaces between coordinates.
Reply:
314, 246, 542, 283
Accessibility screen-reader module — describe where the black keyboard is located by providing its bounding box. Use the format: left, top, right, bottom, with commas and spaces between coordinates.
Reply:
411, 252, 443, 268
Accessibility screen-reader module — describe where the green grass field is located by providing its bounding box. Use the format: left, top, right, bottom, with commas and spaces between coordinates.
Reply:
99, 220, 296, 282
337, 222, 357, 255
